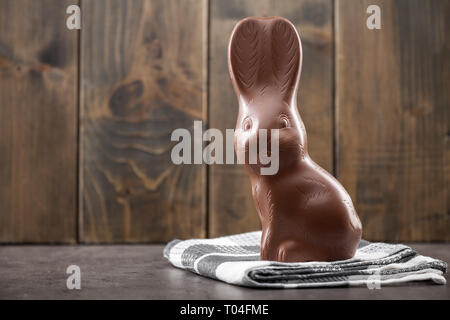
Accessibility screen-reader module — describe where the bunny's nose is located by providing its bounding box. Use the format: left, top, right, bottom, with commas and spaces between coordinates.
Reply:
256, 128, 272, 154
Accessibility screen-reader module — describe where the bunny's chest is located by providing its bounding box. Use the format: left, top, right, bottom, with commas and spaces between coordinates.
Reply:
251, 181, 292, 217
252, 174, 333, 216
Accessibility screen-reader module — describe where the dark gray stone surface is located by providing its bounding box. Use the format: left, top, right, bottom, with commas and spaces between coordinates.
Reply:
0, 244, 448, 299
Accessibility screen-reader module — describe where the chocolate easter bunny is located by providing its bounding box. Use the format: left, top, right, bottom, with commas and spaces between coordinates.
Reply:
228, 17, 362, 262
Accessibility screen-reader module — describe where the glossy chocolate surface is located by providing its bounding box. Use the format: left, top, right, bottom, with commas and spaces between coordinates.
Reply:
228, 17, 362, 262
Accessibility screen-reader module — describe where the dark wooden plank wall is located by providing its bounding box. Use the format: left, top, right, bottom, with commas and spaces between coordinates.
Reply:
0, 0, 448, 243
337, 0, 450, 241
79, 0, 207, 242
0, 0, 78, 243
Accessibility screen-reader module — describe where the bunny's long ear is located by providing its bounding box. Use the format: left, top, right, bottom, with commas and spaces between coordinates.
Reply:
228, 17, 302, 103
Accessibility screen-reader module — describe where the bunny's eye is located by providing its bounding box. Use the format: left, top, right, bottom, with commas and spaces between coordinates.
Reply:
243, 118, 252, 131
279, 115, 290, 128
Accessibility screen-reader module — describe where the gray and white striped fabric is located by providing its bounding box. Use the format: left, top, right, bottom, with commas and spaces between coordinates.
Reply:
164, 231, 447, 288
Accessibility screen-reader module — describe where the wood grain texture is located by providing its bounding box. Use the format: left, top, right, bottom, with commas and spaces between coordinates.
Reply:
209, 0, 334, 237
0, 0, 78, 243
79, 0, 207, 242
337, 0, 450, 241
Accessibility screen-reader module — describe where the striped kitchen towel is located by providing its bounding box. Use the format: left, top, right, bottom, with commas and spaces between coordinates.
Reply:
164, 231, 447, 288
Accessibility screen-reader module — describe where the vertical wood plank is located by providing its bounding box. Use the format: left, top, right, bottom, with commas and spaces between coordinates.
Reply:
337, 0, 450, 241
0, 0, 78, 243
209, 0, 334, 237
80, 0, 207, 242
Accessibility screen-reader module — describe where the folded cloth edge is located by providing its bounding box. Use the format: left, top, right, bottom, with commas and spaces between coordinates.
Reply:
163, 232, 447, 288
